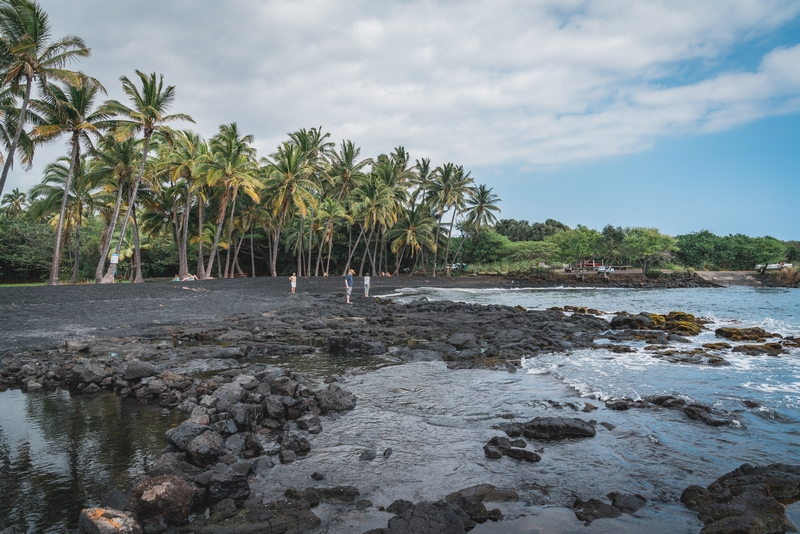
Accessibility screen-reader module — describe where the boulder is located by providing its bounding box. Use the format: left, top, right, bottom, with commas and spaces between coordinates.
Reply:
186, 431, 225, 467
447, 333, 478, 350
504, 417, 596, 440
67, 340, 91, 352
681, 463, 800, 534
715, 327, 779, 343
385, 500, 467, 534
125, 475, 194, 525
610, 313, 653, 330
164, 421, 209, 451
296, 413, 322, 434
80, 363, 112, 385
79, 508, 142, 534
122, 361, 156, 381
573, 498, 622, 524
314, 384, 356, 413
227, 402, 263, 432
212, 383, 245, 412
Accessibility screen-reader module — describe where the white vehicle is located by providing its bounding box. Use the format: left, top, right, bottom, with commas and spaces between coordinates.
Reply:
754, 263, 793, 271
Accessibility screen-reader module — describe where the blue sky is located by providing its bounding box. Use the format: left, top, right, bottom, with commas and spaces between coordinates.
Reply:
6, 1, 800, 240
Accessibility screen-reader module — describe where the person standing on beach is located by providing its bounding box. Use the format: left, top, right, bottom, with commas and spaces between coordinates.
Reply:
289, 273, 297, 294
364, 274, 370, 297
345, 269, 354, 303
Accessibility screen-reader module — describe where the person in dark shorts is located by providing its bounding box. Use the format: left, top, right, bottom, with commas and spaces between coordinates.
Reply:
345, 269, 354, 303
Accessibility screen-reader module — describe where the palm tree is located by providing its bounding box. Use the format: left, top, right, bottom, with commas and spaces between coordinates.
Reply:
263, 142, 315, 276
28, 155, 100, 282
450, 184, 500, 267
0, 0, 91, 197
427, 163, 473, 276
162, 130, 208, 278
385, 204, 436, 275
89, 134, 141, 282
0, 185, 25, 217
32, 80, 107, 285
97, 70, 193, 283
0, 85, 36, 171
203, 122, 259, 278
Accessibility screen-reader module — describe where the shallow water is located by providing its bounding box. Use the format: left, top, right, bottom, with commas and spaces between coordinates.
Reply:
0, 389, 183, 533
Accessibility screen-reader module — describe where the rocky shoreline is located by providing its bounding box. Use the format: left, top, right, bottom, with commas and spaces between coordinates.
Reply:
2, 286, 799, 533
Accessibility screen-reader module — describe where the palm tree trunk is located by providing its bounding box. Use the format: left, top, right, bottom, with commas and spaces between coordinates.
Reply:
343, 225, 365, 275
432, 212, 444, 277
360, 225, 375, 276
49, 135, 80, 286
95, 176, 126, 282
102, 132, 153, 283
70, 204, 82, 284
250, 230, 255, 277
393, 244, 406, 276
132, 205, 144, 283
444, 210, 458, 277
296, 217, 304, 277
196, 196, 206, 279
371, 228, 380, 276
206, 186, 230, 277
308, 208, 316, 276
178, 180, 192, 278
223, 191, 238, 279
410, 253, 419, 276
232, 233, 245, 275
0, 75, 32, 198
270, 205, 290, 276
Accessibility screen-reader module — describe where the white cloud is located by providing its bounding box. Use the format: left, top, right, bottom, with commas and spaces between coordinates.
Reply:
6, 0, 800, 194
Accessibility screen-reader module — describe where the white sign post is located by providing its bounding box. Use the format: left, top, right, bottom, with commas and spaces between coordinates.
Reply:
110, 254, 119, 265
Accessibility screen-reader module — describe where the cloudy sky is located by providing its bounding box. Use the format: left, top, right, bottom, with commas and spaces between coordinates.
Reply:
8, 0, 800, 239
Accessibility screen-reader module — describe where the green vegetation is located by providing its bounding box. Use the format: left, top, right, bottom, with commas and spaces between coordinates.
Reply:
0, 1, 794, 283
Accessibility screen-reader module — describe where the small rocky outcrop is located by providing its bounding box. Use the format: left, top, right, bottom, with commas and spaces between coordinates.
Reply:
610, 311, 707, 336
483, 436, 540, 463
573, 492, 647, 524
681, 463, 800, 534
715, 327, 781, 343
605, 395, 738, 427
499, 416, 596, 441
371, 499, 468, 533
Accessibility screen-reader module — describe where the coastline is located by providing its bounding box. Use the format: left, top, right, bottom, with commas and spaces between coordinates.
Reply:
1, 276, 798, 533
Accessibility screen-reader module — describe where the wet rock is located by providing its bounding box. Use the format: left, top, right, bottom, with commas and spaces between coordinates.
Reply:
314, 383, 356, 413
164, 421, 209, 451
383, 447, 393, 458
683, 404, 735, 427
384, 500, 467, 534
360, 449, 377, 461
252, 456, 274, 475
122, 361, 156, 381
610, 313, 653, 329
447, 333, 477, 350
715, 327, 780, 343
310, 472, 325, 481
227, 402, 263, 432
731, 343, 786, 356
146, 452, 203, 480
280, 432, 310, 456
502, 416, 596, 440
285, 486, 359, 506
397, 347, 444, 362
140, 515, 167, 534
125, 474, 194, 525
573, 498, 622, 524
82, 383, 102, 395
208, 471, 250, 504
80, 363, 112, 385
279, 450, 296, 464
186, 431, 226, 467
681, 463, 800, 534
608, 492, 647, 513
296, 413, 322, 434
79, 508, 142, 534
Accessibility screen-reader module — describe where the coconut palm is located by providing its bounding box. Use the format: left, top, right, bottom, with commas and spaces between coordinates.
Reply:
263, 142, 315, 276
161, 130, 208, 278
0, 85, 36, 171
0, 185, 25, 217
89, 134, 141, 282
427, 163, 473, 276
97, 70, 193, 283
203, 122, 259, 278
32, 80, 107, 285
450, 184, 500, 268
28, 155, 100, 282
385, 204, 436, 275
0, 0, 91, 197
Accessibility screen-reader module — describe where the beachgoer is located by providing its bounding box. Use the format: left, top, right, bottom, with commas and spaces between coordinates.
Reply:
172, 274, 180, 282
364, 274, 370, 297
345, 269, 354, 303
289, 273, 297, 294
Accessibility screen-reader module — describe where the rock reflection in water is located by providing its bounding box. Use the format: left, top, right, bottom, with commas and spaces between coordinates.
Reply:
0, 388, 183, 533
